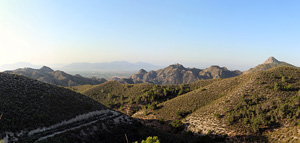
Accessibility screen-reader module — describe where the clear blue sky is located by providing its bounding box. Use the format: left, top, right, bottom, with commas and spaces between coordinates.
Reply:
0, 0, 299, 70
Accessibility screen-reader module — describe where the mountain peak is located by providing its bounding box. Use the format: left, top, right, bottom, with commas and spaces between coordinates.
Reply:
39, 66, 54, 72
170, 63, 185, 69
263, 56, 281, 64
208, 65, 221, 69
138, 69, 147, 74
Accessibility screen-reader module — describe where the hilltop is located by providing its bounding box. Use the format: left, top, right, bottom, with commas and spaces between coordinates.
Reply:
118, 63, 241, 85
245, 56, 295, 73
4, 66, 107, 87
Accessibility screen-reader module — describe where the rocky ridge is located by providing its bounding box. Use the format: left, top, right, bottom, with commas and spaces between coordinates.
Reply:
119, 63, 241, 84
4, 66, 107, 87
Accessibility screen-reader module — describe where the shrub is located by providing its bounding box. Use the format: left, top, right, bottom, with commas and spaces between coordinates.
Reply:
244, 118, 249, 124
170, 120, 184, 131
274, 83, 280, 91
200, 88, 206, 91
282, 76, 286, 82
176, 110, 189, 118
148, 102, 158, 110
143, 110, 149, 116
134, 136, 160, 143
214, 113, 221, 119
285, 84, 293, 91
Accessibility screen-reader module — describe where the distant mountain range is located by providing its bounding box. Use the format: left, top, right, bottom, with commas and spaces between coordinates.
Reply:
2, 57, 295, 86
115, 63, 242, 84
114, 57, 296, 85
4, 66, 107, 87
0, 62, 42, 71
61, 61, 163, 72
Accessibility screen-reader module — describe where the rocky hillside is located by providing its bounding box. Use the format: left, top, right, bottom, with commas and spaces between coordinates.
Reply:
4, 66, 107, 87
132, 66, 300, 142
245, 56, 295, 73
119, 63, 241, 84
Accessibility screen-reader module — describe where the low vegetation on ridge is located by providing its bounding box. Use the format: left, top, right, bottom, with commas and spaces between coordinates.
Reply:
78, 79, 218, 115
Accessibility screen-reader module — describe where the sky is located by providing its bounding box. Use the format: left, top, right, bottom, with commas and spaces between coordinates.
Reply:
0, 0, 300, 71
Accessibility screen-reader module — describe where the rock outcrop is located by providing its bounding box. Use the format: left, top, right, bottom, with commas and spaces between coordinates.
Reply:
120, 64, 241, 84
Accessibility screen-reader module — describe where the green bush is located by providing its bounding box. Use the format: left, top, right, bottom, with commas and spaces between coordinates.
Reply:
198, 129, 203, 134
176, 110, 189, 118
274, 83, 280, 91
170, 120, 184, 131
148, 102, 158, 110
134, 136, 160, 143
214, 113, 221, 119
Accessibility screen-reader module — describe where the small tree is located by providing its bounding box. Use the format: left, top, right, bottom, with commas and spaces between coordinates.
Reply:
148, 102, 158, 110
134, 136, 160, 143
170, 120, 184, 132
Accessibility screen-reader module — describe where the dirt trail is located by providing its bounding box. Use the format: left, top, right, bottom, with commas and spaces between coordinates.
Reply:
3, 109, 132, 143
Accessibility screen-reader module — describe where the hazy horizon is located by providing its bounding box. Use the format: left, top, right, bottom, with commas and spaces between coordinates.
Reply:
1, 0, 299, 71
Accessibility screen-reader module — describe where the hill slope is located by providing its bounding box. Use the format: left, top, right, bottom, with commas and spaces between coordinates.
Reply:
132, 66, 300, 142
4, 66, 107, 87
120, 63, 241, 85
0, 72, 135, 143
77, 79, 219, 116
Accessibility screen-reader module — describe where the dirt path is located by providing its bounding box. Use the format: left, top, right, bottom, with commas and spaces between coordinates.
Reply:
3, 109, 132, 143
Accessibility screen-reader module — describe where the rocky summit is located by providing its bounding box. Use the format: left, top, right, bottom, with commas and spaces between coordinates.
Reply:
119, 64, 241, 84
263, 56, 281, 64
246, 56, 295, 73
